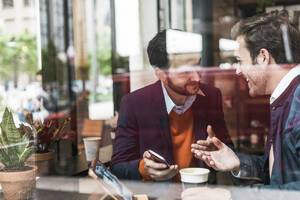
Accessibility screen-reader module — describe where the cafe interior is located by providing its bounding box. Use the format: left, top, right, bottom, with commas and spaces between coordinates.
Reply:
0, 0, 300, 199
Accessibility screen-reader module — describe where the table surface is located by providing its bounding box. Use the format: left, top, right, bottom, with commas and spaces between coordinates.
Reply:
53, 150, 89, 176
1, 176, 298, 200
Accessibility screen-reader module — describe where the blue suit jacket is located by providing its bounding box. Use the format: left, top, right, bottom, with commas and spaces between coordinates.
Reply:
110, 81, 233, 180
234, 76, 300, 190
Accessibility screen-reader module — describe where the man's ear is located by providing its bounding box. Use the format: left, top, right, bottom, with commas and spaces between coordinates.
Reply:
154, 67, 167, 81
256, 48, 272, 64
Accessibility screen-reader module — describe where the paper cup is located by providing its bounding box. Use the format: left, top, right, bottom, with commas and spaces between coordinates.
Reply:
83, 137, 101, 162
180, 168, 210, 190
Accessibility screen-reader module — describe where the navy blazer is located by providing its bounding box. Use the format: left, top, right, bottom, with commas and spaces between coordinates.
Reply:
234, 76, 300, 190
110, 81, 233, 180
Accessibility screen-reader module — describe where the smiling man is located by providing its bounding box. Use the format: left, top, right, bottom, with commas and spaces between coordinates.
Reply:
110, 29, 233, 182
191, 10, 300, 189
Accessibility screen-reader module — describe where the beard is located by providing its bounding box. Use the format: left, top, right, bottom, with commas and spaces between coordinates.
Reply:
247, 60, 268, 97
167, 78, 200, 96
248, 76, 267, 97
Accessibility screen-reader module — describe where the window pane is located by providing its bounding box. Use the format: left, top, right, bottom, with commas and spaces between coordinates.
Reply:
2, 0, 14, 8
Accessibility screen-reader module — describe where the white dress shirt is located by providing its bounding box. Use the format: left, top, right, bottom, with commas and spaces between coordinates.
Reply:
161, 81, 205, 115
270, 65, 300, 104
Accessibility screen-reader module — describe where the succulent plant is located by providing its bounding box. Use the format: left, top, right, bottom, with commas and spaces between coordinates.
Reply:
0, 107, 36, 169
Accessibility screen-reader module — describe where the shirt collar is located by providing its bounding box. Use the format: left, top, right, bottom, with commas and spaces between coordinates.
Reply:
270, 65, 300, 104
161, 81, 204, 115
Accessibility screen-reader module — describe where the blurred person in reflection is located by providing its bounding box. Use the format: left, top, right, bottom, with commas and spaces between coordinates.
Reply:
110, 29, 233, 182
191, 10, 300, 190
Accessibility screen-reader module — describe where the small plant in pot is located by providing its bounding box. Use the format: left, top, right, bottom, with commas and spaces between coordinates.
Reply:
0, 107, 36, 200
21, 113, 73, 176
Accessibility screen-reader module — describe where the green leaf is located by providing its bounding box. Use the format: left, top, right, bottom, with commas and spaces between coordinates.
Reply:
0, 108, 24, 155
0, 107, 35, 168
0, 148, 10, 165
0, 108, 19, 165
19, 146, 36, 165
17, 135, 30, 157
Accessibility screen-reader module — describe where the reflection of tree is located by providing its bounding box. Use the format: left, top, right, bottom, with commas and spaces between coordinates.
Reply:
0, 29, 38, 88
95, 34, 129, 76
96, 34, 111, 76
41, 40, 66, 85
41, 40, 70, 111
0, 29, 11, 79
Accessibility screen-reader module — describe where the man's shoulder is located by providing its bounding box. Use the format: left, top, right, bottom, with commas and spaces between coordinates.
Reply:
123, 81, 161, 102
192, 83, 221, 108
199, 82, 221, 96
290, 78, 300, 114
285, 78, 300, 130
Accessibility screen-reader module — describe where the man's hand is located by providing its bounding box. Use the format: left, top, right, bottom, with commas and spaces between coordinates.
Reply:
193, 136, 240, 172
181, 187, 231, 200
191, 125, 240, 172
142, 151, 178, 181
191, 125, 217, 152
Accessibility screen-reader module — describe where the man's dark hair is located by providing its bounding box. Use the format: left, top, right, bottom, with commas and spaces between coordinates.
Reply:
147, 30, 168, 69
231, 10, 300, 64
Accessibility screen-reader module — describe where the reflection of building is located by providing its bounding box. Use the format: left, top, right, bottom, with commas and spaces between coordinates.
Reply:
39, 0, 73, 52
39, 0, 84, 157
0, 0, 36, 35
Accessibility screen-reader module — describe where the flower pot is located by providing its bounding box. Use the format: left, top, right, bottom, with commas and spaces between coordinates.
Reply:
26, 151, 55, 176
0, 165, 37, 200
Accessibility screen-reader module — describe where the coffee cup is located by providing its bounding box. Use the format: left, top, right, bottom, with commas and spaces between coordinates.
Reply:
179, 168, 210, 190
83, 137, 101, 163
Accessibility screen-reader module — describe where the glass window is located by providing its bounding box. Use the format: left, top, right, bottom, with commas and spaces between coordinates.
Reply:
2, 0, 14, 9
23, 0, 33, 7
0, 0, 300, 199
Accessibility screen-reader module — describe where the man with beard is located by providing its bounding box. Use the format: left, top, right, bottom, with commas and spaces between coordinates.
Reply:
190, 10, 300, 190
110, 29, 233, 182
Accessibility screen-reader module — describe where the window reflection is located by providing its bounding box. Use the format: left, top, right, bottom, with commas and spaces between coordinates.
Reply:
0, 0, 300, 199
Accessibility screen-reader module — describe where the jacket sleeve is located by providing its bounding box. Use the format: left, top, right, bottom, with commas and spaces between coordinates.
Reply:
209, 88, 234, 150
259, 87, 300, 189
261, 103, 300, 190
110, 95, 142, 180
231, 153, 266, 183
234, 89, 300, 188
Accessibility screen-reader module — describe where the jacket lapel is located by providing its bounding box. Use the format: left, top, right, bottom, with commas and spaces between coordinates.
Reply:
191, 89, 208, 168
151, 81, 174, 165
192, 94, 208, 142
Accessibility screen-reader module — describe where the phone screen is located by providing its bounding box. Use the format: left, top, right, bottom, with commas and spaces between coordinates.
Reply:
148, 150, 170, 168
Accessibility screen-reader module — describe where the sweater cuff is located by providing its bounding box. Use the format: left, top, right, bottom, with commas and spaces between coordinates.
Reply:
138, 159, 152, 181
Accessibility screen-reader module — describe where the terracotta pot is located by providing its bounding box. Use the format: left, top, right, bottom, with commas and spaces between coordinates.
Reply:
26, 151, 55, 176
0, 165, 37, 200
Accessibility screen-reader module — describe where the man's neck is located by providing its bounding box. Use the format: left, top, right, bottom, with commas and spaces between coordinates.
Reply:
266, 65, 291, 95
164, 84, 187, 106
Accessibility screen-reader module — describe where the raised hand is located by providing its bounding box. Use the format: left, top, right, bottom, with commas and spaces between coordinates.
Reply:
193, 137, 240, 172
191, 125, 217, 155
142, 151, 178, 181
207, 125, 215, 138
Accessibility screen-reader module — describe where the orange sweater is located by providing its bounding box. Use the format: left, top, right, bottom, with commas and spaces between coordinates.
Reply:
139, 108, 195, 182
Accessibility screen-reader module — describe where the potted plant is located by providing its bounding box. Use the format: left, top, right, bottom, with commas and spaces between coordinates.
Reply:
0, 107, 36, 200
21, 113, 73, 176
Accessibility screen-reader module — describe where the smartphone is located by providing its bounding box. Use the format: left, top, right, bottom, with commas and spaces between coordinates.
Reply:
91, 161, 133, 200
147, 150, 170, 168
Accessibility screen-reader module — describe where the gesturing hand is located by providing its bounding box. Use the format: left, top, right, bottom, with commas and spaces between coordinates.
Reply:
191, 125, 240, 172
142, 151, 178, 181
191, 125, 217, 153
